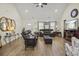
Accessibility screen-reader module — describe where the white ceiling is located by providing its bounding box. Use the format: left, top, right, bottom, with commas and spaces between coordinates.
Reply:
15, 3, 69, 21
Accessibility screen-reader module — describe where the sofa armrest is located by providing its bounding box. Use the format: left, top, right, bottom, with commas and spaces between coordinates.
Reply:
72, 47, 79, 56
65, 43, 73, 56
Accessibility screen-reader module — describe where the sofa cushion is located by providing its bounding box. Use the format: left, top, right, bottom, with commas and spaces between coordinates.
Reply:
72, 37, 79, 48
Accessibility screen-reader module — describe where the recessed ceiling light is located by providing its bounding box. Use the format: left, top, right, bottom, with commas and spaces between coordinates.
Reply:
25, 9, 29, 13
27, 24, 31, 26
54, 9, 58, 13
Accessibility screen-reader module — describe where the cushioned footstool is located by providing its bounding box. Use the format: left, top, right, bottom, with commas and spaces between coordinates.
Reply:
44, 35, 52, 44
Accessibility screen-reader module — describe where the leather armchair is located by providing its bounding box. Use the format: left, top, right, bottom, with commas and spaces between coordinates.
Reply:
21, 30, 37, 48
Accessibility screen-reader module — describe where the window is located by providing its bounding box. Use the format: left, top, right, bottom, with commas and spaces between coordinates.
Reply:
50, 22, 55, 31
38, 21, 56, 31
38, 22, 44, 29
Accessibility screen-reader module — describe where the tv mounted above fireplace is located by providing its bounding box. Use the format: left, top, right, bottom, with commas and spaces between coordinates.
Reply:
64, 19, 78, 30
64, 19, 78, 42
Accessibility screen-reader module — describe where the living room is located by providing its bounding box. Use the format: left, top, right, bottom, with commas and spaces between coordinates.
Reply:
0, 3, 79, 56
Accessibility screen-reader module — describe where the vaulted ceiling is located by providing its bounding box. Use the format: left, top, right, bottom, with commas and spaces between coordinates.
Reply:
15, 3, 69, 21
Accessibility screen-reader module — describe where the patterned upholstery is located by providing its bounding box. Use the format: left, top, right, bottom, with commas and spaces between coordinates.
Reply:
65, 37, 79, 56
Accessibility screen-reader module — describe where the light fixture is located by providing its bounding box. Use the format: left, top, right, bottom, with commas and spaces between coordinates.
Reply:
54, 9, 58, 13
56, 25, 58, 28
34, 3, 47, 8
25, 9, 29, 13
27, 23, 31, 26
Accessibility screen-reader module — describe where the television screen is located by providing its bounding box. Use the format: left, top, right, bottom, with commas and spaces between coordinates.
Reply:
65, 19, 77, 30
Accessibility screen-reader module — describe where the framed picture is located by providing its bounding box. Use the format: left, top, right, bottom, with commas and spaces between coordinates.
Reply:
0, 17, 16, 31
0, 17, 7, 31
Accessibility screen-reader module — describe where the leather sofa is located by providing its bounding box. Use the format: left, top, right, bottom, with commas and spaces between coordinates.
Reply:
21, 30, 38, 49
39, 29, 53, 37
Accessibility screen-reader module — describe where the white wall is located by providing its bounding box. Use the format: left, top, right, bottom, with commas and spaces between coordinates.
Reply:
15, 3, 68, 33
61, 4, 79, 37
0, 4, 23, 45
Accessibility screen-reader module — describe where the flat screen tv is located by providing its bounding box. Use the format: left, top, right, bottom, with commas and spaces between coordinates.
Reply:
64, 19, 78, 30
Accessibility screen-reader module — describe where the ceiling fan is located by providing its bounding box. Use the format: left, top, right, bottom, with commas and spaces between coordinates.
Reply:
33, 3, 47, 8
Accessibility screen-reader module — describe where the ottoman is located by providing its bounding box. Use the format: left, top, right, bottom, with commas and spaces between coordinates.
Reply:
44, 35, 52, 44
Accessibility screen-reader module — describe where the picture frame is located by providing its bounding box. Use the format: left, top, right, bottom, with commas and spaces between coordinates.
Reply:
0, 17, 16, 31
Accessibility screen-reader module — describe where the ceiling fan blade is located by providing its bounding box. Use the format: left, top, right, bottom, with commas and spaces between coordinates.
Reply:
42, 3, 47, 5
36, 5, 39, 7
